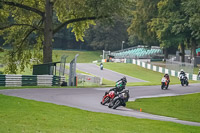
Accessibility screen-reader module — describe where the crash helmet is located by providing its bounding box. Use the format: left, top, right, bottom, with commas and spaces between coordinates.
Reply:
122, 76, 127, 83
181, 69, 184, 72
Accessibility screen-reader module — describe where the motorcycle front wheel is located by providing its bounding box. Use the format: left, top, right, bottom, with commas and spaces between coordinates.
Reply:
112, 99, 121, 109
102, 97, 110, 105
161, 83, 165, 89
186, 81, 189, 86
181, 81, 184, 86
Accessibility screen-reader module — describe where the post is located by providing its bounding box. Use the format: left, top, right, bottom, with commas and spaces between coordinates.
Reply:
103, 50, 105, 59
122, 41, 125, 50
68, 54, 79, 86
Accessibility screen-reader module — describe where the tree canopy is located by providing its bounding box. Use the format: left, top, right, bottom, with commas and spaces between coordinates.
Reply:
0, 0, 200, 73
128, 0, 200, 62
0, 0, 131, 73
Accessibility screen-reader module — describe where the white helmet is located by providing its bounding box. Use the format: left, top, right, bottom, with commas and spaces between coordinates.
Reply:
181, 69, 184, 72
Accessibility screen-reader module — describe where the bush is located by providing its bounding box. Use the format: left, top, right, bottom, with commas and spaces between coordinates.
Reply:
0, 47, 4, 52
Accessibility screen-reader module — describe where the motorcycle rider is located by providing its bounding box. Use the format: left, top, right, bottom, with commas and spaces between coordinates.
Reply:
179, 69, 186, 76
113, 76, 127, 92
179, 69, 189, 86
100, 63, 103, 70
164, 73, 170, 87
105, 76, 127, 95
179, 69, 186, 80
198, 69, 200, 80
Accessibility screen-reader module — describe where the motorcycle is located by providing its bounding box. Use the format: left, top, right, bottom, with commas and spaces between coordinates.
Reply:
161, 77, 169, 90
101, 77, 127, 106
100, 90, 115, 105
100, 64, 103, 70
180, 74, 189, 86
108, 90, 129, 109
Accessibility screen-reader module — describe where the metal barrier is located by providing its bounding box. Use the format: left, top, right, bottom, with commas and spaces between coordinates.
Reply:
0, 75, 5, 86
37, 75, 53, 86
129, 59, 198, 81
77, 73, 102, 86
0, 74, 65, 87
6, 75, 22, 87
166, 60, 194, 75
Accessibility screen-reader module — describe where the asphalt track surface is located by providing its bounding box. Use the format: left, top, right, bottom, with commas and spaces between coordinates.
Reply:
1, 83, 200, 126
75, 63, 147, 82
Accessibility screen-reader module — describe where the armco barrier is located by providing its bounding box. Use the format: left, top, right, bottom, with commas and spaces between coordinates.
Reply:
0, 74, 65, 87
123, 59, 198, 81
0, 75, 6, 86
37, 75, 53, 86
6, 75, 22, 87
22, 75, 37, 86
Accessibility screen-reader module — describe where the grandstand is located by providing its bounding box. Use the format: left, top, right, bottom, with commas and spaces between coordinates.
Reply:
110, 45, 162, 59
196, 48, 200, 55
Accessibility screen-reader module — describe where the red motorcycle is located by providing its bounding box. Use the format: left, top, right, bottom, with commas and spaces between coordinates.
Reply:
100, 91, 115, 105
161, 77, 169, 89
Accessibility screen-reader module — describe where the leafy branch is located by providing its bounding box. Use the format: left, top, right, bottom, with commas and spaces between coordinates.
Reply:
0, 23, 42, 31
53, 16, 107, 34
0, 0, 44, 17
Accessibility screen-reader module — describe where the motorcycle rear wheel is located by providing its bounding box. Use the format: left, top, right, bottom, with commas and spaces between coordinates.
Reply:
161, 83, 164, 89
161, 86, 164, 89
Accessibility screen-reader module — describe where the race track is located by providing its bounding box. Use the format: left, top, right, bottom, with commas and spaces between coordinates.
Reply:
1, 83, 200, 126
75, 63, 147, 82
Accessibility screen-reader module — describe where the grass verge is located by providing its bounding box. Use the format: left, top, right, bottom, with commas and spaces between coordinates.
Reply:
0, 94, 200, 133
53, 50, 101, 63
126, 93, 200, 122
0, 50, 102, 75
103, 62, 200, 86
0, 86, 104, 90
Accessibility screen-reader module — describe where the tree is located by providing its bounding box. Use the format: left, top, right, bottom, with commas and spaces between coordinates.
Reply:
84, 16, 129, 51
182, 0, 200, 66
148, 0, 190, 61
128, 0, 160, 46
149, 0, 200, 64
0, 0, 130, 73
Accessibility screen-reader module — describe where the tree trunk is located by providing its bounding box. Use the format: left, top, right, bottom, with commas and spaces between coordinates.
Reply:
163, 48, 168, 61
43, 0, 53, 63
180, 43, 185, 62
191, 39, 197, 67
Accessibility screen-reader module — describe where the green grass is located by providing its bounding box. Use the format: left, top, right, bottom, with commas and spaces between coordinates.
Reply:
0, 86, 74, 90
103, 62, 200, 86
151, 61, 200, 75
194, 67, 200, 75
0, 94, 200, 133
0, 50, 102, 75
102, 78, 115, 86
127, 93, 200, 122
0, 85, 108, 90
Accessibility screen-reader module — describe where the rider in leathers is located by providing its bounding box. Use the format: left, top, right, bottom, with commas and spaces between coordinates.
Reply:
179, 69, 186, 76
105, 76, 127, 95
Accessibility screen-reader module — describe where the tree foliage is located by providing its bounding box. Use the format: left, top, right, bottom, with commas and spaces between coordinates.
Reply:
128, 0, 160, 46
0, 0, 131, 73
128, 0, 200, 62
84, 16, 129, 51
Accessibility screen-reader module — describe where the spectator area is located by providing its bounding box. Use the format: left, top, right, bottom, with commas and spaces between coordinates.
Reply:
196, 48, 200, 56
111, 46, 162, 59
